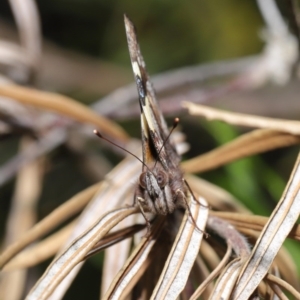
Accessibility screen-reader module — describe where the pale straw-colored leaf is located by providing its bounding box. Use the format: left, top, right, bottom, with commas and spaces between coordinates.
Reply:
0, 83, 128, 142
190, 243, 232, 300
232, 153, 300, 299
181, 128, 300, 174
102, 217, 166, 300
0, 182, 101, 269
47, 156, 141, 300
209, 258, 242, 300
150, 197, 208, 300
26, 206, 138, 300
182, 102, 300, 135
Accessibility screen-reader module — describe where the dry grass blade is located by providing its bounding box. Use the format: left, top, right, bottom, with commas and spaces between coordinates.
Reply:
209, 259, 243, 300
100, 215, 140, 297
210, 212, 267, 230
0, 83, 128, 142
26, 206, 139, 300
0, 182, 101, 269
103, 217, 166, 300
211, 211, 300, 241
3, 221, 75, 271
183, 102, 300, 135
186, 174, 250, 213
181, 128, 300, 174
210, 211, 300, 287
0, 137, 43, 300
190, 243, 232, 300
85, 223, 146, 260
266, 273, 300, 299
47, 158, 140, 300
268, 283, 289, 300
150, 197, 208, 300
232, 153, 300, 299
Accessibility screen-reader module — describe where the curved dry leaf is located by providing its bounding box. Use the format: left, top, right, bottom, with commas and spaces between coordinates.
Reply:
272, 248, 300, 290
232, 153, 300, 299
0, 182, 101, 269
47, 157, 141, 300
266, 273, 300, 299
3, 221, 75, 271
103, 217, 166, 300
85, 223, 146, 260
182, 128, 300, 174
211, 213, 300, 287
209, 258, 242, 300
0, 137, 43, 300
183, 102, 300, 135
100, 214, 137, 297
268, 283, 288, 300
26, 206, 138, 300
0, 83, 128, 142
210, 212, 267, 231
150, 197, 208, 300
190, 243, 232, 300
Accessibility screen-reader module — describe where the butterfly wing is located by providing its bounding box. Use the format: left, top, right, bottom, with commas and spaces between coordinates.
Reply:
124, 15, 180, 171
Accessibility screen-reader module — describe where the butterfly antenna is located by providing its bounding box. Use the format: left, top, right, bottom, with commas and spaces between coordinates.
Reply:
94, 130, 152, 173
154, 117, 180, 169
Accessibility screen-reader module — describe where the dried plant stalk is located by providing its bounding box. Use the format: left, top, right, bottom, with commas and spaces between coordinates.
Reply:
0, 84, 128, 142
183, 102, 300, 135
0, 182, 102, 269
182, 128, 300, 173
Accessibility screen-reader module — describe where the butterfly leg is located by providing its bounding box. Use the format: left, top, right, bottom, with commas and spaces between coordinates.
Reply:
176, 189, 208, 237
136, 196, 152, 234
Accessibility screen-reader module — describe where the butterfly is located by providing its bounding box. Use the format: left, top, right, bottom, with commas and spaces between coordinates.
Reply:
124, 16, 189, 225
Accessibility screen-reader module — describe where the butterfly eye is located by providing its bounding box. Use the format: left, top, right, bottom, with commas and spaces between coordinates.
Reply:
139, 172, 147, 189
156, 171, 167, 188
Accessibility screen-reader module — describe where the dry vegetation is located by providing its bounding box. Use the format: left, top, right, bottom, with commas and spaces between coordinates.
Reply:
0, 0, 300, 299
